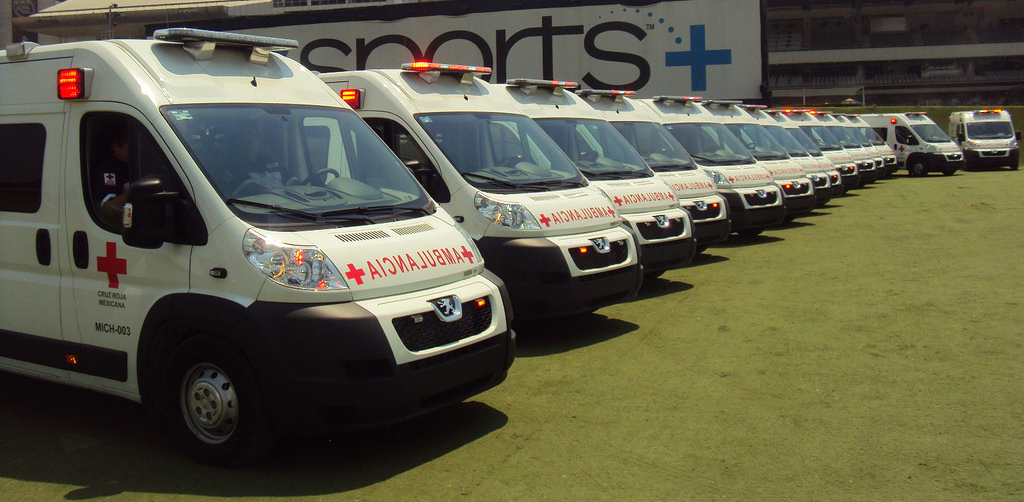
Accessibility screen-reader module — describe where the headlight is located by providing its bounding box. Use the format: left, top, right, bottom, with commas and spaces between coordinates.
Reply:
708, 170, 731, 187
967, 140, 980, 148
923, 143, 938, 152
242, 229, 348, 290
1011, 140, 1018, 148
474, 193, 542, 230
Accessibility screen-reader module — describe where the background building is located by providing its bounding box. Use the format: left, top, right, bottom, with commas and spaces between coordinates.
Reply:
767, 0, 1024, 106
5, 0, 1023, 105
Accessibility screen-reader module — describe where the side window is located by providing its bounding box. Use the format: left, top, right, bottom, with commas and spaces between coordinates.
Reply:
82, 113, 181, 231
365, 118, 450, 202
873, 127, 888, 142
0, 123, 46, 213
894, 126, 916, 145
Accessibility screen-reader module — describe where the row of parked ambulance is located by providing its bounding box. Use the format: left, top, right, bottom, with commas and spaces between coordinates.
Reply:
0, 29, 1017, 466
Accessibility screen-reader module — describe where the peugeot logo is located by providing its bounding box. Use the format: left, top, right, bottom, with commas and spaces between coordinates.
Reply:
654, 215, 669, 228
430, 295, 463, 323
590, 237, 611, 254
756, 189, 767, 198
694, 200, 707, 211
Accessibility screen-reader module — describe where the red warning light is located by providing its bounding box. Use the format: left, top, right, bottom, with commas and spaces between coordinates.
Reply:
58, 68, 86, 100
340, 88, 362, 109
476, 298, 487, 308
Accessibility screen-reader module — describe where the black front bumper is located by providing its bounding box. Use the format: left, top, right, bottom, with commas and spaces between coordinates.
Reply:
245, 300, 515, 436
721, 191, 785, 232
694, 218, 731, 247
477, 235, 642, 321
965, 148, 1019, 168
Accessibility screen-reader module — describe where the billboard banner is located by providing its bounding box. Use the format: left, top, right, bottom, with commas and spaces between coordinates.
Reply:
243, 0, 761, 99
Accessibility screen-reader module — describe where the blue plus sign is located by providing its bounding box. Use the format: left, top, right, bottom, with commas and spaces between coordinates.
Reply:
665, 25, 732, 92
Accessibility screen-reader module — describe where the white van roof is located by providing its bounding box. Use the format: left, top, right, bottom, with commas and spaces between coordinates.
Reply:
0, 29, 339, 109
319, 64, 525, 116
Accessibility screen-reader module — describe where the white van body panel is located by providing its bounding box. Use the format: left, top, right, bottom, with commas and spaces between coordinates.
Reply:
948, 109, 1019, 169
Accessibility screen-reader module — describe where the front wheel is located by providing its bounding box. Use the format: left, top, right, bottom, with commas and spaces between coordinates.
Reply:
163, 335, 273, 466
942, 170, 955, 176
908, 160, 927, 177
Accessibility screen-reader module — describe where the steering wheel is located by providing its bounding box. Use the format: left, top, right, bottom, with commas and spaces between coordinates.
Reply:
301, 168, 341, 185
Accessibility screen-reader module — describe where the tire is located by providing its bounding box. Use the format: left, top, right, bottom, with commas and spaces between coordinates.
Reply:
908, 159, 927, 177
162, 335, 273, 466
695, 245, 709, 255
1012, 165, 1019, 171
737, 229, 763, 238
942, 170, 954, 176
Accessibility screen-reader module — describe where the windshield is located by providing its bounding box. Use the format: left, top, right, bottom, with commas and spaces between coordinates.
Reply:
611, 121, 697, 172
725, 123, 790, 160
663, 122, 757, 165
534, 118, 654, 180
799, 125, 842, 151
162, 104, 431, 228
785, 127, 823, 156
416, 112, 586, 191
856, 126, 886, 146
966, 121, 1015, 139
911, 123, 953, 143
825, 126, 863, 148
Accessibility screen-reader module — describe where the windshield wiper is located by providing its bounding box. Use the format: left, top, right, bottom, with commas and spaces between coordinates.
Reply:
320, 204, 400, 219
516, 179, 586, 190
226, 199, 318, 220
462, 172, 520, 189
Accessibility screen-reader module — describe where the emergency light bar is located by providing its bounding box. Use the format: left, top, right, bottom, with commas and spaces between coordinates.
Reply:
975, 109, 1003, 114
704, 99, 743, 108
653, 96, 701, 105
577, 89, 636, 102
505, 78, 579, 96
57, 68, 93, 100
906, 112, 928, 116
739, 104, 767, 109
401, 62, 491, 85
153, 28, 299, 65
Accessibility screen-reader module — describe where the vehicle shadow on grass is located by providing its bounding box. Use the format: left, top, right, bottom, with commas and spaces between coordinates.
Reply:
513, 313, 640, 358
714, 233, 784, 248
0, 371, 508, 498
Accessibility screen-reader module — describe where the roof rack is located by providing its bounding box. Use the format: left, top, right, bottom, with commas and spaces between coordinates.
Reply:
153, 28, 298, 65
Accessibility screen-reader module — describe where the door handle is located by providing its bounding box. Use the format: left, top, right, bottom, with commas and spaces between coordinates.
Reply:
73, 231, 89, 269
35, 229, 51, 266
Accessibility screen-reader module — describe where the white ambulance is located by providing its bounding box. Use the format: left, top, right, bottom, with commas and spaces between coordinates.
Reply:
862, 112, 964, 176
812, 111, 880, 185
842, 114, 898, 177
642, 96, 785, 237
831, 113, 888, 181
740, 104, 835, 206
318, 65, 643, 317
947, 109, 1019, 170
701, 100, 816, 219
0, 30, 516, 466
781, 109, 862, 189
765, 109, 845, 197
577, 89, 730, 253
498, 79, 696, 274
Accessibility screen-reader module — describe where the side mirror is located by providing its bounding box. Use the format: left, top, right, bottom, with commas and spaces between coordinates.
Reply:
957, 133, 965, 143
1017, 131, 1021, 140
403, 158, 450, 202
122, 178, 206, 248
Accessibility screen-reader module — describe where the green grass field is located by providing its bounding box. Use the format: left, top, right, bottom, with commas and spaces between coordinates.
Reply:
2, 169, 1022, 500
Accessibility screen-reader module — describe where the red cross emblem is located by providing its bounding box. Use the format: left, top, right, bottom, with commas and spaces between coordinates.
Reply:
613, 196, 623, 206
728, 176, 735, 182
898, 145, 905, 152
345, 263, 366, 285
539, 214, 552, 227
460, 246, 475, 263
103, 173, 117, 186
96, 241, 127, 289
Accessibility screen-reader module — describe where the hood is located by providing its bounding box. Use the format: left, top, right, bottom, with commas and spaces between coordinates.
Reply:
474, 186, 621, 236
306, 214, 482, 300
656, 170, 718, 198
759, 159, 806, 180
587, 177, 679, 215
792, 155, 827, 175
700, 162, 774, 188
